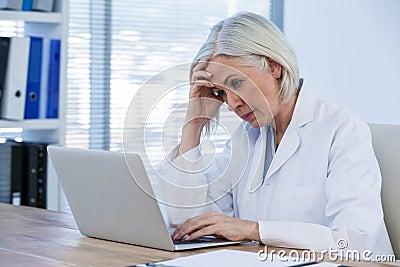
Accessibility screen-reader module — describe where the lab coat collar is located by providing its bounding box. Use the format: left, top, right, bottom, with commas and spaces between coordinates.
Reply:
289, 79, 316, 129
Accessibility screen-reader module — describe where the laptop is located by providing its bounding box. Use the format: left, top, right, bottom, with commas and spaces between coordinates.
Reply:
47, 146, 242, 251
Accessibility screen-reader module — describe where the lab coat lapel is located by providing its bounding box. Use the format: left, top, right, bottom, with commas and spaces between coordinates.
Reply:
265, 82, 316, 180
265, 127, 300, 179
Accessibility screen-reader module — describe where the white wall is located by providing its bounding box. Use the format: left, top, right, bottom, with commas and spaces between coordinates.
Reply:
284, 0, 400, 124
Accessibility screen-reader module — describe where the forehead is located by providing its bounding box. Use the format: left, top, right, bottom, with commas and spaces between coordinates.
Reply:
205, 57, 241, 79
206, 56, 241, 73
205, 56, 254, 85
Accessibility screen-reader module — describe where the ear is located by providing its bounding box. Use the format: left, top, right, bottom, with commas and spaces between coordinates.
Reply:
266, 57, 282, 79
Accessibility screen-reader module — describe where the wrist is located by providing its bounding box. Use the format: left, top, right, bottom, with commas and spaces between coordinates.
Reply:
248, 221, 261, 242
177, 122, 202, 157
182, 121, 203, 138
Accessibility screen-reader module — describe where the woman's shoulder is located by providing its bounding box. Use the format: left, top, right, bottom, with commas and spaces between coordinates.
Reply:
314, 97, 370, 137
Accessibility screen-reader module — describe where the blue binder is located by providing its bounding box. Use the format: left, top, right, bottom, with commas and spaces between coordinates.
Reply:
22, 0, 32, 11
24, 37, 43, 119
46, 39, 60, 119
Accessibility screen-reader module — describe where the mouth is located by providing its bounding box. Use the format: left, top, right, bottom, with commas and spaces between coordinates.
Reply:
241, 111, 254, 121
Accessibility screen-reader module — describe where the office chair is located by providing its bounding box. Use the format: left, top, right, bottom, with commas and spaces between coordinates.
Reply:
369, 123, 400, 261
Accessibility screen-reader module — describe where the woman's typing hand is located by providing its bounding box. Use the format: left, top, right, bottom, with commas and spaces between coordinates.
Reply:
171, 211, 261, 243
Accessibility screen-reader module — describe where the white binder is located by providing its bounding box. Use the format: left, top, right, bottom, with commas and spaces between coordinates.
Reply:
0, 37, 30, 121
32, 0, 54, 12
0, 0, 23, 10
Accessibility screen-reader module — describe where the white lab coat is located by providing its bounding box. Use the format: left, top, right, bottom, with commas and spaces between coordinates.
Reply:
156, 81, 394, 257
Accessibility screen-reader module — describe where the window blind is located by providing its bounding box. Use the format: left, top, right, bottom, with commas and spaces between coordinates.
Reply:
0, 20, 24, 37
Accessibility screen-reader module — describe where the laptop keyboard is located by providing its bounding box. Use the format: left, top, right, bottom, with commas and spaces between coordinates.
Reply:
173, 236, 229, 245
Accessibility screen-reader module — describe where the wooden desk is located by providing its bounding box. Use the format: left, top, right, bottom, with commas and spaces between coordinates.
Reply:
0, 203, 394, 266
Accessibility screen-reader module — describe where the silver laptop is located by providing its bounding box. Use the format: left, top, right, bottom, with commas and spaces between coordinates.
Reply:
47, 146, 241, 251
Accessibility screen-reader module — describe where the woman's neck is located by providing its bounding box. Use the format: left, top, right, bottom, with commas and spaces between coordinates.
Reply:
273, 90, 299, 148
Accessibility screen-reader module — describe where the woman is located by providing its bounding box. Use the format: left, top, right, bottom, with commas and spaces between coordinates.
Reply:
157, 12, 393, 256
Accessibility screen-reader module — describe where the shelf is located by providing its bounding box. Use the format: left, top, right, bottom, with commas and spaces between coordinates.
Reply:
0, 119, 60, 130
0, 0, 67, 211
0, 10, 61, 24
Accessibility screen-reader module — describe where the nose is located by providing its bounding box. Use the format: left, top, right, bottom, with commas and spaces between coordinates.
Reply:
225, 91, 243, 111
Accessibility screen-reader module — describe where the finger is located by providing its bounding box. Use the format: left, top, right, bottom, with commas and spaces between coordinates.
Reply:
171, 216, 199, 239
192, 60, 208, 72
190, 80, 214, 97
191, 70, 213, 82
171, 216, 198, 236
172, 212, 220, 239
173, 220, 208, 240
173, 215, 216, 240
186, 225, 217, 241
192, 80, 214, 89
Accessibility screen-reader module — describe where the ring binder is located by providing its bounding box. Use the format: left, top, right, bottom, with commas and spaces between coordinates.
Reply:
0, 37, 30, 121
0, 37, 10, 115
24, 36, 43, 119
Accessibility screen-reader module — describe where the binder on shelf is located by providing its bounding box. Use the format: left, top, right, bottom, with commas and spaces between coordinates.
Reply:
0, 141, 13, 203
22, 0, 32, 11
24, 36, 43, 119
0, 0, 23, 10
46, 39, 60, 119
10, 145, 25, 205
32, 0, 53, 12
0, 140, 47, 209
39, 38, 50, 118
0, 37, 10, 114
24, 142, 47, 208
0, 141, 24, 204
0, 37, 30, 121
